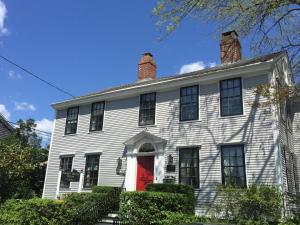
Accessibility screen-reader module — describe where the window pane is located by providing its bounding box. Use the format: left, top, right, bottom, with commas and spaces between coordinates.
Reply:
90, 102, 105, 131
60, 156, 73, 188
180, 86, 199, 121
65, 107, 79, 134
220, 78, 243, 116
84, 155, 100, 188
139, 93, 156, 126
221, 145, 246, 187
179, 148, 199, 188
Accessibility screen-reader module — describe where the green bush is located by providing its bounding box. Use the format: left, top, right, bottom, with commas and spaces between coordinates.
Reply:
155, 211, 198, 225
119, 191, 192, 225
146, 183, 195, 213
0, 198, 64, 225
211, 185, 282, 225
238, 185, 281, 224
63, 192, 113, 224
92, 186, 122, 211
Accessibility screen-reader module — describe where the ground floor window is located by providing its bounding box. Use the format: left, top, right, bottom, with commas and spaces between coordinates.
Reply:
84, 154, 100, 188
283, 147, 297, 192
179, 147, 199, 188
60, 156, 73, 188
221, 145, 246, 187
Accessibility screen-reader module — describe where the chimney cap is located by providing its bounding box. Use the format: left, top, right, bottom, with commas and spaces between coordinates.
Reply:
222, 30, 238, 37
139, 52, 156, 65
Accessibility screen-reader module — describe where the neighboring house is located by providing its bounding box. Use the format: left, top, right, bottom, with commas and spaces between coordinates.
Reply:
0, 113, 13, 141
43, 31, 299, 215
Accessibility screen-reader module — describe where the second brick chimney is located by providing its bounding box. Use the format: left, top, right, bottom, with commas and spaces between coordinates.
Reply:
138, 53, 156, 81
220, 31, 242, 64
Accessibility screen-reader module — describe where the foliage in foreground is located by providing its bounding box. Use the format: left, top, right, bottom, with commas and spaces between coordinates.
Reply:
0, 186, 120, 225
146, 183, 195, 214
211, 185, 282, 225
0, 119, 48, 203
119, 191, 194, 225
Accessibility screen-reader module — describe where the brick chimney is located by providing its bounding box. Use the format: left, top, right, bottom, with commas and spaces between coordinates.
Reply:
138, 52, 156, 81
220, 31, 242, 64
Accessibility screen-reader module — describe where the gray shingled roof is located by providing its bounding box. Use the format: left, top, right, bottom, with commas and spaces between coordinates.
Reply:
56, 51, 286, 105
0, 113, 14, 132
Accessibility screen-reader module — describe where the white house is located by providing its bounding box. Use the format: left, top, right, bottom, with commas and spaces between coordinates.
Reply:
43, 31, 299, 215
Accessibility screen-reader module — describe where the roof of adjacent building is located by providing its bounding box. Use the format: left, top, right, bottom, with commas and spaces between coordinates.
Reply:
53, 51, 287, 108
0, 113, 14, 133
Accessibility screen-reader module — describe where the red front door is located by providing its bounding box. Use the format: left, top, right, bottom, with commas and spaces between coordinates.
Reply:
136, 156, 154, 191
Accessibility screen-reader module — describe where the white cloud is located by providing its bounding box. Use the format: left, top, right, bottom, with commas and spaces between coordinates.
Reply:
179, 61, 217, 74
0, 103, 10, 120
0, 0, 8, 35
14, 102, 36, 111
8, 70, 22, 80
36, 118, 53, 134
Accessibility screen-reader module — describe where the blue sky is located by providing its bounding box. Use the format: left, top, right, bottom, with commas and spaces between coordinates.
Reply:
0, 0, 254, 143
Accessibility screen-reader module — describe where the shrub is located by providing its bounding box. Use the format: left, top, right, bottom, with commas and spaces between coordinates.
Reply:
92, 186, 122, 211
63, 192, 113, 224
146, 183, 195, 213
211, 185, 282, 225
238, 185, 281, 224
155, 211, 198, 225
0, 198, 64, 225
119, 191, 191, 225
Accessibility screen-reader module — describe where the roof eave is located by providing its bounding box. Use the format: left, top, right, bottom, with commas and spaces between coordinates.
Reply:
52, 59, 275, 110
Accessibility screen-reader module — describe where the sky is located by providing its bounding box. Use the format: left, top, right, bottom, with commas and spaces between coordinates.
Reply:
0, 0, 254, 144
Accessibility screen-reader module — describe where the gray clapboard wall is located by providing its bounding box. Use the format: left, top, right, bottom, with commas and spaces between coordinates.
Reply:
43, 73, 279, 215
0, 115, 13, 141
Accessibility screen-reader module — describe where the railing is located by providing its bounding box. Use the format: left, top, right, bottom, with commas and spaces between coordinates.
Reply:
71, 188, 123, 225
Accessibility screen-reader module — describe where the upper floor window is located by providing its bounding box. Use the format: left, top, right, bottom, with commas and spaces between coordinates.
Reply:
179, 147, 199, 188
139, 92, 156, 126
220, 78, 243, 116
60, 156, 73, 188
65, 107, 79, 135
90, 102, 105, 132
84, 154, 100, 188
180, 85, 199, 121
221, 145, 246, 187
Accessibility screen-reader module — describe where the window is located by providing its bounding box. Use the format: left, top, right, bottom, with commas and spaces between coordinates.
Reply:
221, 145, 246, 187
139, 93, 156, 126
180, 85, 199, 121
65, 107, 79, 134
179, 148, 199, 188
220, 78, 243, 116
60, 156, 73, 188
84, 154, 100, 188
90, 102, 105, 131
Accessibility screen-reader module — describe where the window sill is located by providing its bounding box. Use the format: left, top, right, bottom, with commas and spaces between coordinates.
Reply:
88, 130, 104, 134
138, 124, 157, 128
219, 114, 245, 119
63, 133, 77, 137
178, 119, 202, 124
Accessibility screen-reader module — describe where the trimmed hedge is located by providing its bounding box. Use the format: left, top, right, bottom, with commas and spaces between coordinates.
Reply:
146, 183, 195, 214
0, 192, 117, 225
0, 198, 65, 225
92, 186, 122, 211
119, 191, 192, 225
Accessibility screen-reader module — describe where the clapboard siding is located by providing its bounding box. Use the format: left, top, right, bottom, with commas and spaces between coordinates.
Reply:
43, 73, 278, 214
0, 120, 12, 140
292, 101, 300, 192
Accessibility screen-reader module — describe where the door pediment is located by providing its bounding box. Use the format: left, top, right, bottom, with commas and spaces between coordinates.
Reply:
124, 131, 166, 146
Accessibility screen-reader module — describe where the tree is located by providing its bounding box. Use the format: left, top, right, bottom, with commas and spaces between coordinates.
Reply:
153, 0, 300, 77
0, 119, 48, 203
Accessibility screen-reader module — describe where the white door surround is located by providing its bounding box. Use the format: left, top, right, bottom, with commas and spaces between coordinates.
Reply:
123, 131, 167, 191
